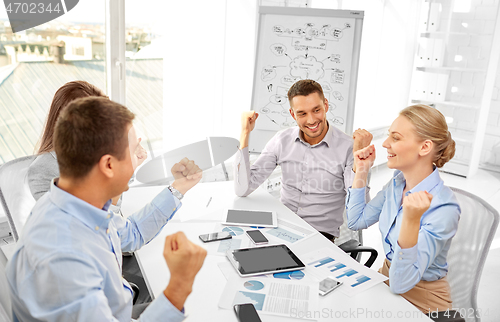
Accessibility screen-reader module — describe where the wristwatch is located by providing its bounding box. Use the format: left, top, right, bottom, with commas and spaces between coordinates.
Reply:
167, 185, 184, 200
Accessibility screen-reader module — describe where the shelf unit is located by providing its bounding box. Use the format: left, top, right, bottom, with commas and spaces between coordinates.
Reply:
415, 66, 485, 73
421, 31, 492, 37
411, 99, 480, 109
409, 0, 500, 177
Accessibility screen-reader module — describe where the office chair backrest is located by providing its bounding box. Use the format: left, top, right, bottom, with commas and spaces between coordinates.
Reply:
0, 155, 37, 241
337, 210, 361, 244
447, 187, 499, 322
336, 210, 363, 261
0, 260, 12, 321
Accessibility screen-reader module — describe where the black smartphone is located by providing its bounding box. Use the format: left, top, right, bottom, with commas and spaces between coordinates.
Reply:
234, 303, 262, 322
198, 231, 232, 243
245, 230, 268, 245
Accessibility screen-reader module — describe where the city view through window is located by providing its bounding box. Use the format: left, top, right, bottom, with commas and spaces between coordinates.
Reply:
0, 1, 165, 164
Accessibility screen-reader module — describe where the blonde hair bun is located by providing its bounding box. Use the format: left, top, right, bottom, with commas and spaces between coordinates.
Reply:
400, 104, 456, 168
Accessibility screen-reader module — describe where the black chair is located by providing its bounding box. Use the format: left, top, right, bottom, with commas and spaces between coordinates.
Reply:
321, 227, 378, 268
322, 210, 378, 268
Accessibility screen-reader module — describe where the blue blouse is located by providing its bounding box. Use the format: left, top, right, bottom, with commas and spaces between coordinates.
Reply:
346, 167, 460, 294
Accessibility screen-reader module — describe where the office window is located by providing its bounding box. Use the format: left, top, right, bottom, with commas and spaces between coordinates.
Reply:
0, 0, 106, 164
123, 1, 165, 154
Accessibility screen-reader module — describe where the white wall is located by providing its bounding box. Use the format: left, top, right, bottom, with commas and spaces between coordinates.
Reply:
162, 0, 421, 151
313, 0, 421, 131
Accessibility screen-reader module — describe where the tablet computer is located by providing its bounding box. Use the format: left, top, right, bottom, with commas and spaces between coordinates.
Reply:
222, 208, 277, 228
226, 244, 305, 277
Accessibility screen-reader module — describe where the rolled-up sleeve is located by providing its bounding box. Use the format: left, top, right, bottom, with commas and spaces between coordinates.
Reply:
234, 144, 278, 197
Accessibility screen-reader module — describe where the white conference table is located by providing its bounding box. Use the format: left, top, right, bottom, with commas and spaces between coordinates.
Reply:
122, 181, 431, 322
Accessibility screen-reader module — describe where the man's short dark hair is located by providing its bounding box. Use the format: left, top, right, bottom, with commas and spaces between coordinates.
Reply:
287, 79, 325, 109
54, 97, 135, 179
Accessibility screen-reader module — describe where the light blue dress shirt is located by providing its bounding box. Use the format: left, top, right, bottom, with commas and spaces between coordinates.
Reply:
6, 179, 185, 322
346, 167, 460, 294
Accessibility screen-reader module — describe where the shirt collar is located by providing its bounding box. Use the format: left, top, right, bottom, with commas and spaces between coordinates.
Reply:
394, 166, 441, 195
49, 178, 114, 233
294, 121, 333, 147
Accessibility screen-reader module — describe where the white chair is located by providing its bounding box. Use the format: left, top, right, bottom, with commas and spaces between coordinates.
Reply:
443, 187, 499, 322
0, 156, 37, 242
0, 259, 12, 321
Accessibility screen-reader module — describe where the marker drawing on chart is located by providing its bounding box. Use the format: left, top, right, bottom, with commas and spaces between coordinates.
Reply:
255, 19, 355, 132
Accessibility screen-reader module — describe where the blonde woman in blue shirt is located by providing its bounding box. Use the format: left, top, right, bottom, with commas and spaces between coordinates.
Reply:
346, 104, 460, 313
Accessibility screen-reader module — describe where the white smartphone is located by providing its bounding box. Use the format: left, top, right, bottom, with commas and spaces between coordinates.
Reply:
199, 231, 232, 243
245, 230, 269, 245
319, 276, 343, 296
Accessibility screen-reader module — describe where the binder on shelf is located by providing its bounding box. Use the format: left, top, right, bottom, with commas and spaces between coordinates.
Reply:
412, 71, 426, 101
417, 38, 434, 67
425, 39, 435, 67
419, 1, 430, 33
436, 74, 449, 102
432, 39, 445, 67
427, 73, 438, 101
428, 3, 441, 32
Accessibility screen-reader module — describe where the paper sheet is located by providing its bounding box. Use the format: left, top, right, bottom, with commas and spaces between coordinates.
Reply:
301, 247, 387, 297
264, 218, 317, 245
219, 277, 319, 320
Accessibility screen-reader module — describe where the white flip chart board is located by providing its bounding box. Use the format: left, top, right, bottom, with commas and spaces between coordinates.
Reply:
250, 7, 364, 153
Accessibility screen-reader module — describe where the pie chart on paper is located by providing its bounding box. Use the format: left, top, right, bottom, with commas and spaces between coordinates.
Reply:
273, 270, 305, 280
244, 280, 265, 291
222, 226, 244, 236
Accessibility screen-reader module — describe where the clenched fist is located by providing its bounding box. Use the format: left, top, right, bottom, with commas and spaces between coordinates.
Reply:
402, 191, 433, 222
353, 144, 376, 174
163, 232, 207, 310
171, 157, 203, 195
241, 111, 259, 134
353, 128, 373, 152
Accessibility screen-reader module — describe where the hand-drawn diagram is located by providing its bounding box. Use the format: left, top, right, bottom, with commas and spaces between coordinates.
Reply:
253, 15, 356, 132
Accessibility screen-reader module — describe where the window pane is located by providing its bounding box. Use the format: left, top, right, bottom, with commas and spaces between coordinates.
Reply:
124, 1, 165, 154
0, 0, 106, 164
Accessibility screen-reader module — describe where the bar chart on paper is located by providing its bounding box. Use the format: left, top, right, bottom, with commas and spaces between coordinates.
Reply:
303, 248, 387, 297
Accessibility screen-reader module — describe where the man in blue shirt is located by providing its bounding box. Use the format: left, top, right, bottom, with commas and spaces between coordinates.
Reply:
6, 97, 206, 321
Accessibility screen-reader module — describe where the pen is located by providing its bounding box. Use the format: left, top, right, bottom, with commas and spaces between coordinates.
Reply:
206, 197, 212, 208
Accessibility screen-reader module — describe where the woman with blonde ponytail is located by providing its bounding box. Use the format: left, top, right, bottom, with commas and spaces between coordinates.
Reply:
345, 104, 460, 314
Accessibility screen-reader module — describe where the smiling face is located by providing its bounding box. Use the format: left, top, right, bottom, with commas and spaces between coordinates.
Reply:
289, 92, 329, 145
382, 116, 429, 171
